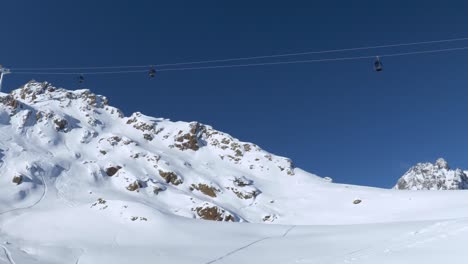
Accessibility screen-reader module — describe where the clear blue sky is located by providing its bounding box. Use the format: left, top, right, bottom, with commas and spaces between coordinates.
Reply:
2, 0, 468, 188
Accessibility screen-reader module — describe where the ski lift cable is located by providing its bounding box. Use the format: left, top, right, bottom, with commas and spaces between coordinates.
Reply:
156, 45, 468, 72
9, 45, 468, 75
11, 70, 148, 75
9, 36, 468, 71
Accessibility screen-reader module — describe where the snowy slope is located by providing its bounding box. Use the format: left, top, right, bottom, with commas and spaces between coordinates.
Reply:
394, 158, 468, 190
5, 207, 468, 264
1, 81, 468, 263
0, 81, 308, 224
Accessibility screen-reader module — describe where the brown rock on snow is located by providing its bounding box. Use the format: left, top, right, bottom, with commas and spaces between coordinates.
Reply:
106, 166, 122, 176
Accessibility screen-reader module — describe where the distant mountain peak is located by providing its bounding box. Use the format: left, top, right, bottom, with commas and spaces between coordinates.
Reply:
435, 158, 449, 170
394, 158, 468, 190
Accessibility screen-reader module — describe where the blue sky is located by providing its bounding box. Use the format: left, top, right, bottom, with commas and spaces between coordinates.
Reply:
2, 0, 468, 188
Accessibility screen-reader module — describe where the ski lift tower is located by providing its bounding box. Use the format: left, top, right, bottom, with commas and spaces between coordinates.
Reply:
0, 65, 11, 92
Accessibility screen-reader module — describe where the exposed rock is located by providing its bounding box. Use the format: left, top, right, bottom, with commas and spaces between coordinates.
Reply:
158, 170, 183, 185
243, 144, 252, 152
126, 181, 143, 192
435, 158, 449, 170
194, 205, 235, 222
106, 166, 122, 176
91, 198, 108, 210
262, 214, 277, 222
227, 187, 260, 200
394, 158, 468, 190
173, 122, 207, 151
153, 185, 166, 195
143, 133, 154, 141
190, 183, 219, 198
130, 216, 148, 221
12, 175, 23, 185
91, 198, 107, 206
174, 133, 199, 151
127, 113, 155, 132
0, 95, 20, 112
107, 136, 121, 146
233, 176, 253, 187
53, 118, 68, 131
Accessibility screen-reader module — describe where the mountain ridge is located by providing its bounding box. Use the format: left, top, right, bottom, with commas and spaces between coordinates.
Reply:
0, 81, 324, 224
394, 158, 468, 190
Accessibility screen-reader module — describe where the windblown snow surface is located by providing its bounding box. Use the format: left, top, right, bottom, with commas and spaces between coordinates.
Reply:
1, 81, 468, 264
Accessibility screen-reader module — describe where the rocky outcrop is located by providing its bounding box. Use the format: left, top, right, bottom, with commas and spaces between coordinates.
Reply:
106, 166, 122, 176
394, 158, 468, 190
193, 203, 237, 222
53, 118, 68, 131
158, 170, 183, 185
0, 81, 311, 224
12, 175, 23, 185
190, 183, 219, 197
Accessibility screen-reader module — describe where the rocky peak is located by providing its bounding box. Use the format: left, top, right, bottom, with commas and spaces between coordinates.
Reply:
394, 158, 468, 190
9, 80, 109, 108
435, 158, 449, 170
0, 81, 302, 224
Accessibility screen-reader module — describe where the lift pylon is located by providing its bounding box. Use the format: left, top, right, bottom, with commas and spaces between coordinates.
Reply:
0, 65, 11, 92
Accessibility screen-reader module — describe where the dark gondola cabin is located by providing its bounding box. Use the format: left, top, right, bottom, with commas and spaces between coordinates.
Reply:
374, 57, 383, 72
149, 68, 156, 78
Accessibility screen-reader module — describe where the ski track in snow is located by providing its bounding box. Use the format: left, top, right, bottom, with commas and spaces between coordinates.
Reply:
205, 225, 296, 264
282, 225, 296, 237
0, 170, 47, 216
74, 248, 85, 264
0, 165, 48, 264
1, 245, 16, 264
56, 170, 79, 208
338, 220, 468, 263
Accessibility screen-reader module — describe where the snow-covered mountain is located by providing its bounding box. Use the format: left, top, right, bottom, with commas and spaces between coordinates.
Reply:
394, 158, 468, 190
3, 82, 468, 263
0, 81, 316, 224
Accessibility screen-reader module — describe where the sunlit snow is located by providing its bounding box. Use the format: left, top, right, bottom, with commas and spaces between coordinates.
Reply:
1, 81, 468, 263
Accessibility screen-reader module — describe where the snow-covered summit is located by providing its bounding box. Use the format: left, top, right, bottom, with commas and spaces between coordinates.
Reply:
0, 81, 319, 224
435, 158, 450, 170
394, 158, 468, 190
